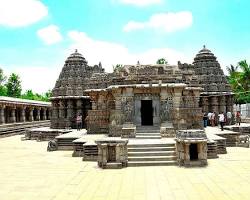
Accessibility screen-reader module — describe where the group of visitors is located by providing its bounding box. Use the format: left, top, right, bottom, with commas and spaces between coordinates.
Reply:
203, 111, 241, 131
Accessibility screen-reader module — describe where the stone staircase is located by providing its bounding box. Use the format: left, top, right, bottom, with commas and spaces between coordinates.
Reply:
136, 126, 161, 139
127, 141, 177, 166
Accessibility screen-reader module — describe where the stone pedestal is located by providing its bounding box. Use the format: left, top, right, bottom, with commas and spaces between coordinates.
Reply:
175, 130, 207, 167
95, 138, 128, 169
122, 123, 136, 138
160, 122, 175, 137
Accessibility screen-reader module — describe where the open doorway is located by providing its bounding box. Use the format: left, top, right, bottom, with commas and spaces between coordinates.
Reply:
141, 100, 153, 125
189, 143, 198, 160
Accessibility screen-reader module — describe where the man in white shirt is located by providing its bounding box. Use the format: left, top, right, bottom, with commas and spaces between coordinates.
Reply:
218, 112, 225, 131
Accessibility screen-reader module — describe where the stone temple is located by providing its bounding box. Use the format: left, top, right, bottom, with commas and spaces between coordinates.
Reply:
51, 46, 233, 133
47, 46, 234, 167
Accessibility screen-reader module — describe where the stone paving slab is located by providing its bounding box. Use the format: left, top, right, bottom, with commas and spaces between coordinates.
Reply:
56, 129, 87, 139
1, 135, 250, 200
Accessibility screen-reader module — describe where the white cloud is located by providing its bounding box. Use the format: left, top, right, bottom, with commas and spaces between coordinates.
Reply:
37, 25, 63, 45
123, 11, 193, 33
68, 30, 190, 72
118, 0, 162, 6
0, 0, 48, 27
3, 65, 61, 94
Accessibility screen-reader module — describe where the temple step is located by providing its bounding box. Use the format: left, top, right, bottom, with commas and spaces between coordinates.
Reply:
128, 151, 176, 157
127, 141, 177, 166
128, 146, 175, 152
128, 155, 176, 161
135, 136, 162, 139
128, 160, 177, 167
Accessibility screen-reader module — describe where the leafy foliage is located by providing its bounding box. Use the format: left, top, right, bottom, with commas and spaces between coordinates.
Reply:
156, 58, 168, 64
5, 73, 22, 97
227, 60, 250, 104
0, 68, 51, 102
113, 64, 123, 73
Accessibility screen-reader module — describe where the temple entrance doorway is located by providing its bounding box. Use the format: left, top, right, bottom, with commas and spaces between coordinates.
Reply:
141, 100, 153, 125
189, 143, 198, 160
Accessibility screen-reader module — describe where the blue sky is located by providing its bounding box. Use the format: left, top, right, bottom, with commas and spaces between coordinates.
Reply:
0, 0, 250, 93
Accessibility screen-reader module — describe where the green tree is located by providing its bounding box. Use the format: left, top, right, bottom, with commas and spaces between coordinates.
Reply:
0, 68, 7, 96
5, 73, 22, 97
227, 60, 250, 104
238, 60, 250, 91
113, 64, 123, 73
156, 58, 167, 64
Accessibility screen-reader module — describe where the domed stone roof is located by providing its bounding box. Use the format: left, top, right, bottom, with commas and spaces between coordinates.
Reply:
65, 49, 88, 64
193, 45, 217, 64
51, 50, 104, 97
191, 46, 232, 93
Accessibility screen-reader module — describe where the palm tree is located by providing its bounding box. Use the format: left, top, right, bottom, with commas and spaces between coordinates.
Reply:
226, 64, 238, 76
238, 60, 250, 90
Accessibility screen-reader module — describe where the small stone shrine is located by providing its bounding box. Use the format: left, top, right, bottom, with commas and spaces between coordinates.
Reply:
175, 130, 208, 167
95, 138, 128, 169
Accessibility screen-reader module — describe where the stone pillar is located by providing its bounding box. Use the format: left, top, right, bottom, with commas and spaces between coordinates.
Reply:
10, 107, 16, 123
36, 108, 41, 121
173, 87, 183, 128
29, 107, 34, 122
58, 100, 65, 118
52, 101, 59, 119
67, 100, 74, 119
219, 96, 226, 113
76, 99, 82, 115
226, 95, 233, 113
20, 107, 26, 122
211, 96, 219, 113
0, 105, 5, 124
201, 97, 209, 112
42, 108, 46, 120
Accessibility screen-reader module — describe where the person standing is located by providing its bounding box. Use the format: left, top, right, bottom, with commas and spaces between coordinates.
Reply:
203, 112, 208, 128
218, 112, 225, 131
207, 112, 212, 126
226, 111, 232, 125
76, 113, 82, 131
236, 111, 241, 126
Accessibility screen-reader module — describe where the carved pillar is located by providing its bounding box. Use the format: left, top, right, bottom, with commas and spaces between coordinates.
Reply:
211, 96, 219, 113
226, 95, 233, 113
29, 107, 34, 122
67, 100, 74, 120
36, 108, 41, 121
58, 100, 65, 118
52, 101, 59, 119
10, 107, 16, 123
20, 106, 26, 122
219, 96, 226, 113
172, 87, 183, 128
201, 97, 209, 112
0, 105, 5, 124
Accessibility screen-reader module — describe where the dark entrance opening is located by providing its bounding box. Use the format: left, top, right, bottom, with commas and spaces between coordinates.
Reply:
107, 146, 116, 162
141, 100, 153, 126
189, 143, 198, 160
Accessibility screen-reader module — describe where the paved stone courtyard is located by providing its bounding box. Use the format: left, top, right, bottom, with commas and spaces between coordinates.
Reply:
1, 133, 250, 200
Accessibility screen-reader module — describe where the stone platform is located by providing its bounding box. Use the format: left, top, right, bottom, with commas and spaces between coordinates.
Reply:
25, 127, 71, 141
56, 130, 87, 150
2, 135, 250, 200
